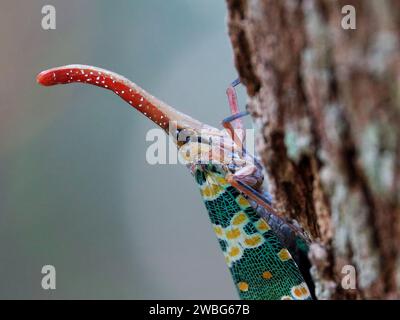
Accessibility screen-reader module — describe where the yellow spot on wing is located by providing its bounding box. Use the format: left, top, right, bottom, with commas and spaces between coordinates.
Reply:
256, 218, 271, 232
278, 248, 291, 261
262, 271, 272, 279
226, 228, 241, 240
229, 246, 240, 257
213, 225, 223, 237
216, 176, 228, 186
237, 282, 249, 292
291, 283, 311, 300
201, 184, 223, 198
236, 195, 250, 208
244, 234, 262, 247
232, 212, 247, 226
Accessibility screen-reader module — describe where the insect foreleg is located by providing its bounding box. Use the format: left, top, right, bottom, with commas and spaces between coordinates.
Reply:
224, 78, 248, 147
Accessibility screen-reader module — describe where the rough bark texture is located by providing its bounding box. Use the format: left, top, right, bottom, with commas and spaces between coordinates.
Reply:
226, 0, 400, 299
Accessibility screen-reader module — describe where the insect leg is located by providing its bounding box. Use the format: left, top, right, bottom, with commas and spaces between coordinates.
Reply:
227, 174, 277, 214
224, 79, 248, 147
226, 172, 308, 238
226, 78, 241, 116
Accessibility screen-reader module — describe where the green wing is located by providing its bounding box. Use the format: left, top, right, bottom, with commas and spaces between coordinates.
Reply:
194, 165, 312, 300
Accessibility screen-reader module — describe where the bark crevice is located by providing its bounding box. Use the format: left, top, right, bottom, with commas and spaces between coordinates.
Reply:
226, 0, 400, 299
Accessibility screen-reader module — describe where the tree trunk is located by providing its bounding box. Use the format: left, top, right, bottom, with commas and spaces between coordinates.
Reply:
226, 0, 400, 299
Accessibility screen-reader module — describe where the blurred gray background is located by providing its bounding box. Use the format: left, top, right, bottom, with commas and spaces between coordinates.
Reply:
0, 0, 244, 299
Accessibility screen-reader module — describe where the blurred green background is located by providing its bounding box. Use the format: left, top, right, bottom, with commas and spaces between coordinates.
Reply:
0, 0, 242, 299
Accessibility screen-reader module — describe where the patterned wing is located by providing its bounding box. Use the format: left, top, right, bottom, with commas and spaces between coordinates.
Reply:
193, 165, 312, 300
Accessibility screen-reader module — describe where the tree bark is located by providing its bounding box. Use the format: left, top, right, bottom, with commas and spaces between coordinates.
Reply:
226, 0, 400, 299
